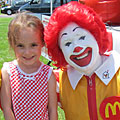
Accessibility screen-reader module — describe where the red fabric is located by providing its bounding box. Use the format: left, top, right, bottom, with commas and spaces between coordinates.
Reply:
100, 96, 120, 119
54, 69, 60, 82
0, 100, 2, 110
9, 62, 50, 119
107, 32, 113, 51
79, 0, 120, 25
57, 92, 60, 103
85, 74, 98, 120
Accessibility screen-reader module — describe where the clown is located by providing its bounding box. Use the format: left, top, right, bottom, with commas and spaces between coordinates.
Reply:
45, 1, 120, 120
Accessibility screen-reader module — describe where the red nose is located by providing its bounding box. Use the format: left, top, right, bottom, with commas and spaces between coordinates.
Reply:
73, 47, 83, 53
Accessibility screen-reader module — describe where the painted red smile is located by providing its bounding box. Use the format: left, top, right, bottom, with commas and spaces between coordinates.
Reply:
70, 47, 92, 67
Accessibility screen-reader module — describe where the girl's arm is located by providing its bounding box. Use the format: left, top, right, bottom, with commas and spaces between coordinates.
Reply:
1, 68, 15, 120
48, 71, 58, 120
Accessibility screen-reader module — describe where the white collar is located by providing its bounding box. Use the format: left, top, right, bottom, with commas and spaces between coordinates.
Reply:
67, 51, 120, 90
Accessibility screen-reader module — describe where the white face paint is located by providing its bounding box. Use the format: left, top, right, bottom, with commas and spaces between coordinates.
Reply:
59, 22, 102, 75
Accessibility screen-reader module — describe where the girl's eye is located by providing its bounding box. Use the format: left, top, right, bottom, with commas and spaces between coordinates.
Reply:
79, 36, 85, 40
65, 42, 71, 47
32, 43, 38, 47
17, 44, 24, 47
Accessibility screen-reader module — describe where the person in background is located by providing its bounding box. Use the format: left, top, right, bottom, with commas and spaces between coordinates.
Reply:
1, 12, 58, 120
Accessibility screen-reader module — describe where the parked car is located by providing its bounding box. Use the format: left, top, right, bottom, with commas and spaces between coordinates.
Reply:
1, 1, 30, 15
18, 0, 74, 14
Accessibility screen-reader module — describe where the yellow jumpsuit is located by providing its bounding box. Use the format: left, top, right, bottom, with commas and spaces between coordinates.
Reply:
59, 68, 120, 120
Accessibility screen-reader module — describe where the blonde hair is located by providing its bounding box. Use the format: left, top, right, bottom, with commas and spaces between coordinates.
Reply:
8, 12, 44, 48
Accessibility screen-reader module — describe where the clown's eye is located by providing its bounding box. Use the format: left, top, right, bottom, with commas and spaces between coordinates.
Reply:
79, 36, 85, 40
65, 42, 71, 47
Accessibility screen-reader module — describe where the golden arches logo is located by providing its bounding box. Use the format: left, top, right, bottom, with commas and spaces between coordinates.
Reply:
105, 102, 120, 118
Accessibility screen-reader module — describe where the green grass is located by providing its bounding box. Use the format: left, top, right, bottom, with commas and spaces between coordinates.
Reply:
0, 17, 14, 69
0, 16, 65, 119
0, 17, 12, 120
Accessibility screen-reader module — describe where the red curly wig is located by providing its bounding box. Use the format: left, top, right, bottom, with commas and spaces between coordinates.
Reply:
44, 1, 109, 68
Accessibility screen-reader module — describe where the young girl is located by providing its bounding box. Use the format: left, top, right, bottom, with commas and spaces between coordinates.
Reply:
1, 13, 58, 120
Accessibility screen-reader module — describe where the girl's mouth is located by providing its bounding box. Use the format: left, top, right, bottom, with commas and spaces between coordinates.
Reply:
23, 56, 35, 60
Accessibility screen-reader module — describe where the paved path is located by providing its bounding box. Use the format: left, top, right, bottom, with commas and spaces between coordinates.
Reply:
0, 14, 16, 18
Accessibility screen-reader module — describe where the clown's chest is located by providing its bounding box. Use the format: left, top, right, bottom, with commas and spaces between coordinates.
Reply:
59, 70, 120, 120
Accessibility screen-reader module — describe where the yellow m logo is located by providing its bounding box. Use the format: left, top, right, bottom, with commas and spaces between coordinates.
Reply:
105, 102, 120, 118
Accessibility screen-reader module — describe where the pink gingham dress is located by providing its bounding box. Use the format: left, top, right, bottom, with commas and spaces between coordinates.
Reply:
3, 60, 53, 120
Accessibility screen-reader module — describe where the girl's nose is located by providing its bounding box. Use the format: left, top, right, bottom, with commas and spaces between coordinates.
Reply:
25, 48, 31, 54
73, 46, 83, 53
